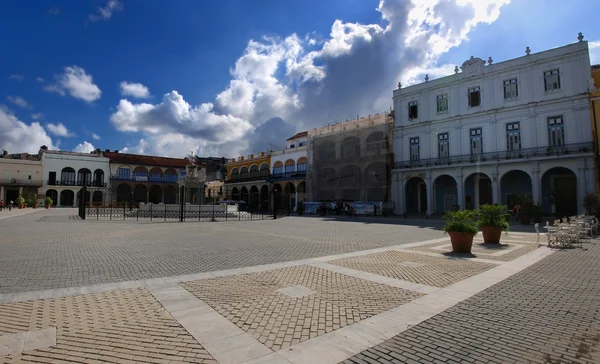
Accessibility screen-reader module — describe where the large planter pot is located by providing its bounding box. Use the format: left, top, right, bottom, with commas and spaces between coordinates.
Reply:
45, 205, 50, 209
448, 232, 475, 253
481, 226, 503, 244
520, 214, 531, 225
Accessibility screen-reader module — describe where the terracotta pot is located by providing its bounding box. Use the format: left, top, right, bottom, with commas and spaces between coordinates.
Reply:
520, 214, 531, 225
45, 205, 50, 209
481, 226, 502, 244
448, 232, 475, 253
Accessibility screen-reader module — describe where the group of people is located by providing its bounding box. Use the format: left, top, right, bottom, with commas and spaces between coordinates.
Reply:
0, 200, 14, 211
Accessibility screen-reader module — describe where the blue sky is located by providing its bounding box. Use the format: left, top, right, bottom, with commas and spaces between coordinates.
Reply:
1, 0, 598, 158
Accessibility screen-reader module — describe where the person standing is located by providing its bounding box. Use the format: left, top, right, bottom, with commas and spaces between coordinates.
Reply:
0, 199, 4, 211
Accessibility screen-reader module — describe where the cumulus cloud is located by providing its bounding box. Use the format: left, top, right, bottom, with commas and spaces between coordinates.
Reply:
45, 66, 102, 103
120, 81, 150, 98
73, 141, 96, 153
89, 0, 122, 22
0, 108, 55, 154
31, 112, 44, 120
46, 122, 74, 137
92, 133, 101, 140
7, 96, 31, 109
36, 77, 45, 83
590, 40, 600, 65
8, 74, 24, 82
112, 0, 511, 158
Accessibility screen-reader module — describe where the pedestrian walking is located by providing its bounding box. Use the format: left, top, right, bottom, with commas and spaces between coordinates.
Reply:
0, 199, 4, 211
9, 200, 13, 211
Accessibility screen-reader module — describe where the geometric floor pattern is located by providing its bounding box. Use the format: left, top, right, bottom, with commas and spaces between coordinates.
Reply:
182, 265, 421, 351
409, 238, 540, 261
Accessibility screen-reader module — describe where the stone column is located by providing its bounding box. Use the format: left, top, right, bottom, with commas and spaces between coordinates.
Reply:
531, 169, 540, 204
18, 187, 23, 195
586, 167, 595, 195
0, 186, 4, 201
146, 187, 150, 204
57, 191, 61, 207
396, 173, 404, 215
491, 173, 499, 204
426, 175, 433, 216
456, 174, 464, 210
577, 167, 586, 214
295, 189, 298, 211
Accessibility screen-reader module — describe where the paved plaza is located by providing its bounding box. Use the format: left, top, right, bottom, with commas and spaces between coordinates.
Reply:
0, 208, 598, 364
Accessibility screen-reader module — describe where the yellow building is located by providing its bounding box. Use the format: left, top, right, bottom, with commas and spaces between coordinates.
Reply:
224, 152, 271, 209
591, 64, 600, 192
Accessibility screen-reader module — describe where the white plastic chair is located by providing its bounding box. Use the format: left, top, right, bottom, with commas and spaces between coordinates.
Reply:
534, 223, 541, 247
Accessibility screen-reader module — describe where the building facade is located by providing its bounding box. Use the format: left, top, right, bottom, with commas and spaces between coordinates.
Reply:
590, 64, 600, 192
0, 152, 43, 204
306, 112, 393, 203
267, 131, 308, 210
392, 40, 594, 216
103, 151, 188, 204
224, 152, 271, 210
41, 149, 110, 207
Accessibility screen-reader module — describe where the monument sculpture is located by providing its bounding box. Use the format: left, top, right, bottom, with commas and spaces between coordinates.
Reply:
178, 151, 207, 204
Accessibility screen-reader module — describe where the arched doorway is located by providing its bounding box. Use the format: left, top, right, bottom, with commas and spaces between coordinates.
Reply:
46, 189, 58, 206
60, 190, 74, 207
249, 186, 259, 209
500, 170, 532, 209
542, 167, 577, 215
76, 189, 91, 206
149, 185, 162, 203
164, 185, 177, 204
134, 184, 147, 203
464, 173, 492, 209
260, 185, 270, 210
284, 182, 296, 210
92, 191, 103, 204
405, 177, 426, 213
433, 175, 457, 213
93, 169, 104, 187
241, 186, 249, 204
116, 183, 132, 203
297, 181, 306, 203
231, 187, 240, 202
61, 167, 76, 186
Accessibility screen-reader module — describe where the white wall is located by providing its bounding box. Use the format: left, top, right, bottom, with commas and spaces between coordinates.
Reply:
42, 153, 110, 186
0, 159, 43, 184
270, 147, 307, 170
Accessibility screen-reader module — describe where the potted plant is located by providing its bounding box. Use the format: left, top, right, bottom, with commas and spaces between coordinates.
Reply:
443, 210, 478, 253
296, 201, 305, 216
519, 195, 534, 225
477, 204, 509, 244
44, 197, 53, 209
16, 195, 25, 209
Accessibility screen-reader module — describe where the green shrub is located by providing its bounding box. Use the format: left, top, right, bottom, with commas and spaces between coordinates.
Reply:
44, 197, 53, 206
296, 201, 305, 216
477, 204, 510, 231
16, 195, 25, 206
443, 210, 478, 234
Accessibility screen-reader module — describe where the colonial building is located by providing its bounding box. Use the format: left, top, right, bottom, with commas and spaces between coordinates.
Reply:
590, 64, 600, 192
306, 112, 393, 202
41, 148, 110, 207
195, 156, 227, 182
392, 37, 594, 216
103, 151, 188, 204
224, 152, 271, 209
267, 131, 308, 210
0, 152, 43, 205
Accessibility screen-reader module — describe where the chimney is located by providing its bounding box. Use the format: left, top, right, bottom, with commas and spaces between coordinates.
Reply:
260, 152, 265, 157
250, 154, 254, 159
231, 158, 235, 162
240, 156, 244, 161
114, 150, 118, 153
105, 149, 110, 153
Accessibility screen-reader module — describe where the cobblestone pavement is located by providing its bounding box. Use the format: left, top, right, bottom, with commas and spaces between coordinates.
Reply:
409, 238, 540, 261
328, 250, 497, 287
341, 241, 600, 364
182, 265, 421, 351
0, 209, 443, 294
1, 287, 216, 363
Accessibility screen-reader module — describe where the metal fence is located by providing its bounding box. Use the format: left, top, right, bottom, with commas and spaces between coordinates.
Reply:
77, 185, 280, 222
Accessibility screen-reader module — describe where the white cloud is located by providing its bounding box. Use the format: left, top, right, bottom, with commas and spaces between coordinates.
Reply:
92, 133, 101, 140
46, 122, 75, 137
0, 108, 55, 154
36, 77, 45, 83
73, 141, 95, 153
31, 112, 44, 120
6, 96, 31, 109
8, 74, 24, 82
89, 0, 123, 22
112, 0, 511, 158
120, 81, 150, 98
45, 66, 102, 103
590, 40, 600, 65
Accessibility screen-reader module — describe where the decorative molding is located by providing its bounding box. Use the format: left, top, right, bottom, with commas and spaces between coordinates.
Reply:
460, 56, 485, 77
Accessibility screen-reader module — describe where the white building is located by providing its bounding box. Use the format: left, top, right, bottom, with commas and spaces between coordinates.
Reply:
391, 39, 594, 216
268, 131, 308, 209
41, 149, 110, 207
0, 153, 43, 204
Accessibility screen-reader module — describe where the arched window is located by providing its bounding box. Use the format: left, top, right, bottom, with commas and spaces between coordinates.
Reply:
250, 165, 259, 179
230, 168, 239, 181
273, 161, 283, 176
341, 137, 360, 159
260, 163, 269, 179
61, 167, 75, 185
284, 159, 295, 175
240, 166, 249, 180
317, 141, 336, 160
297, 157, 308, 174
366, 131, 386, 156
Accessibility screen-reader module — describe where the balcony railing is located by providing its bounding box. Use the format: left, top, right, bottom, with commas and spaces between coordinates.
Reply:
268, 171, 307, 180
226, 174, 270, 183
110, 174, 179, 183
47, 180, 107, 187
1, 179, 43, 186
394, 142, 594, 170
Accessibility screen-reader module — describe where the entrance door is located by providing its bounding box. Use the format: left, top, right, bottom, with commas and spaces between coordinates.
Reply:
554, 176, 577, 215
290, 197, 296, 211
444, 195, 455, 212
49, 171, 56, 185
419, 183, 427, 213
479, 177, 493, 206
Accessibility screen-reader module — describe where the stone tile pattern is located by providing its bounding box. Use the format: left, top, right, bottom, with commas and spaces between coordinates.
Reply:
1, 288, 216, 363
329, 250, 496, 288
0, 209, 444, 294
342, 242, 600, 364
182, 265, 421, 351
409, 238, 539, 261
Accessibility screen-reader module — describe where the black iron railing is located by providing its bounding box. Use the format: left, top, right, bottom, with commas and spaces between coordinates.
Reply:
226, 174, 271, 183
268, 171, 307, 180
47, 180, 106, 187
394, 142, 594, 170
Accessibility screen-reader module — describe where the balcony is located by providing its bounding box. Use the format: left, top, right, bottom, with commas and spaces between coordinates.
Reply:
47, 180, 107, 187
110, 174, 179, 183
0, 178, 43, 186
394, 142, 594, 170
225, 174, 270, 184
267, 171, 307, 181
